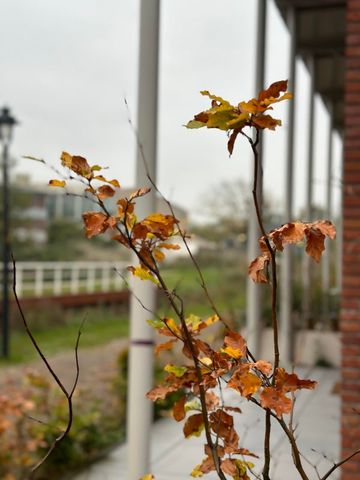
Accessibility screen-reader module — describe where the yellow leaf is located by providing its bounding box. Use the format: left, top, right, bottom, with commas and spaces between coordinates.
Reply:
153, 249, 165, 262
191, 465, 204, 477
164, 364, 187, 377
204, 314, 219, 326
127, 266, 159, 285
60, 151, 72, 168
49, 179, 66, 187
221, 346, 243, 359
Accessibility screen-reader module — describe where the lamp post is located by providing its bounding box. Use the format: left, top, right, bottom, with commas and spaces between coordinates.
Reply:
0, 107, 17, 357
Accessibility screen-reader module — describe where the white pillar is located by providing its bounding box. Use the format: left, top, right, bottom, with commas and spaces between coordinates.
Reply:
302, 56, 316, 326
127, 1, 160, 478
322, 102, 334, 325
280, 6, 297, 365
246, 0, 267, 357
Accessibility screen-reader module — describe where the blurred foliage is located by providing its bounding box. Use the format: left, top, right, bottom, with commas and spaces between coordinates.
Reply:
0, 370, 125, 480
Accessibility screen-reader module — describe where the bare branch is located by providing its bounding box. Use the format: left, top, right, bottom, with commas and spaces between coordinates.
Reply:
12, 256, 82, 477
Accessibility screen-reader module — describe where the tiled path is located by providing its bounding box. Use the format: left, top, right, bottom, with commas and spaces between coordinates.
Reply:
71, 368, 340, 480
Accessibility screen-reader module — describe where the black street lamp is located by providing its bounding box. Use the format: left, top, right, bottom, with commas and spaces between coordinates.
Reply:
0, 107, 17, 357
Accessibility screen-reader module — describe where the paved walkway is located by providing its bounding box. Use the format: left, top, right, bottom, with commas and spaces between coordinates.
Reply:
71, 368, 340, 480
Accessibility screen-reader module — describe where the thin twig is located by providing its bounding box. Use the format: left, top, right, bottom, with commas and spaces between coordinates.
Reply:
321, 449, 360, 480
12, 256, 82, 477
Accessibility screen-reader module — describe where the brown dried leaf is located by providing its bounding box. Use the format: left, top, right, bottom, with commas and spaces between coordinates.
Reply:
129, 187, 151, 200
248, 254, 269, 283
146, 384, 178, 401
305, 227, 325, 262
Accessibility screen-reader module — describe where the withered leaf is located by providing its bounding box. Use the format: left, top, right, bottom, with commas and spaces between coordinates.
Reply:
129, 187, 151, 200
248, 254, 269, 283
305, 227, 325, 263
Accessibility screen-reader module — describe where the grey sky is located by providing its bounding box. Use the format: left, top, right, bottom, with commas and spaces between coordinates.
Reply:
1, 0, 342, 222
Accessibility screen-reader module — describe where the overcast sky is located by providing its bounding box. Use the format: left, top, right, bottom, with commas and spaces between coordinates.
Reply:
1, 0, 342, 223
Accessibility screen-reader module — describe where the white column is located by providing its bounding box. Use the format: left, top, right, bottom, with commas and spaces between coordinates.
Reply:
280, 6, 297, 365
302, 56, 316, 326
322, 102, 334, 325
127, 1, 160, 479
246, 0, 267, 357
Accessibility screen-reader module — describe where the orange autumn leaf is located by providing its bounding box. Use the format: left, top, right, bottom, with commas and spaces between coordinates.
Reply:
221, 458, 237, 476
82, 212, 108, 238
223, 331, 247, 357
258, 80, 291, 104
312, 219, 336, 239
252, 360, 273, 376
228, 368, 262, 398
158, 242, 181, 250
259, 387, 292, 417
93, 175, 120, 188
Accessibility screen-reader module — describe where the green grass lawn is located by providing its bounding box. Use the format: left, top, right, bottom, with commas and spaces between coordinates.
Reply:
0, 309, 129, 365
1, 259, 246, 366
161, 260, 247, 318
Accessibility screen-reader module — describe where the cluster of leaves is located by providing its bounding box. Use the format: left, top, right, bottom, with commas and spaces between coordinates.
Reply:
48, 80, 339, 480
0, 370, 123, 480
186, 80, 292, 154
50, 152, 180, 285
249, 220, 336, 284
147, 317, 316, 477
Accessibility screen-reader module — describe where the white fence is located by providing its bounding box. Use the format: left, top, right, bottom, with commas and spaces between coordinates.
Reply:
5, 261, 129, 298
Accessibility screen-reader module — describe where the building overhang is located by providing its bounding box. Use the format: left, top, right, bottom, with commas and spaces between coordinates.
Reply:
274, 0, 346, 131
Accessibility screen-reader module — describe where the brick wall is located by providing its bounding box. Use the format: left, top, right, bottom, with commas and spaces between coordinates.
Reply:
341, 1, 360, 478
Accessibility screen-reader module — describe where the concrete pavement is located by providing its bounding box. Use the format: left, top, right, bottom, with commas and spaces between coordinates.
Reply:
70, 368, 340, 480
